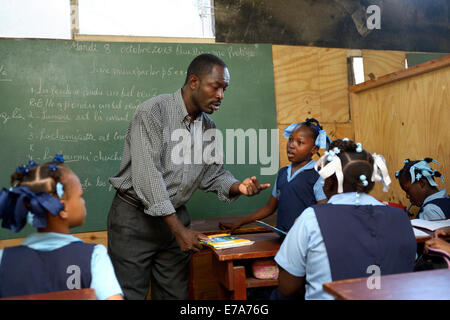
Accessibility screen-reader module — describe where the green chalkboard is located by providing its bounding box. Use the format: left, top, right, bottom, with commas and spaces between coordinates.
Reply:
406, 52, 449, 67
0, 39, 278, 240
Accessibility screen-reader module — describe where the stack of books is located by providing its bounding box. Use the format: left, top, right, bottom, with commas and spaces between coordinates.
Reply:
200, 233, 254, 249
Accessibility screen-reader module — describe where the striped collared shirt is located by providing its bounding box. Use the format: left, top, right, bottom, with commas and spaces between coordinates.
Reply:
109, 89, 239, 217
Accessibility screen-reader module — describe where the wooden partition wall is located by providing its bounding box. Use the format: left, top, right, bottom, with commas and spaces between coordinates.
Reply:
350, 55, 450, 215
272, 45, 352, 168
272, 45, 406, 168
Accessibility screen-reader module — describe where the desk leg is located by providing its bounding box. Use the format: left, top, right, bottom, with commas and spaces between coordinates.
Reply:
213, 259, 248, 300
213, 259, 233, 300
232, 266, 247, 300
217, 283, 229, 299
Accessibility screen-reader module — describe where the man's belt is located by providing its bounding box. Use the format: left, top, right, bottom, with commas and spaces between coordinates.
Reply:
116, 189, 145, 210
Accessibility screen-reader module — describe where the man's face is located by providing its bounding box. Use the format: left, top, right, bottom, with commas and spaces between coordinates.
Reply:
192, 65, 230, 114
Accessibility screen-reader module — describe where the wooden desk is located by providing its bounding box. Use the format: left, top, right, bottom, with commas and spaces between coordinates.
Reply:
323, 269, 450, 300
0, 288, 97, 300
190, 215, 277, 235
188, 215, 279, 299
209, 232, 283, 300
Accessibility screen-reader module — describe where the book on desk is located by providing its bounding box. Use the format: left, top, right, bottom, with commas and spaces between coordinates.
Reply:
255, 220, 287, 237
411, 219, 450, 231
200, 233, 254, 249
410, 219, 450, 242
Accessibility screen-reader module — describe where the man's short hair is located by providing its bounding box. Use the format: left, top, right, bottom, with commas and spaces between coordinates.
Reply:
184, 53, 227, 85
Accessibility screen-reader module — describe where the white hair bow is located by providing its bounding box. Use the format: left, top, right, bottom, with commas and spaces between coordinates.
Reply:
371, 153, 391, 192
314, 152, 344, 193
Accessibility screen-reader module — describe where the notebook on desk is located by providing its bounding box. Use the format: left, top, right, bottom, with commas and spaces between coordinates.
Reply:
413, 227, 430, 238
411, 219, 450, 231
200, 233, 254, 249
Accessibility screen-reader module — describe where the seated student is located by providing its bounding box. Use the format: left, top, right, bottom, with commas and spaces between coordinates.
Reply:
0, 155, 123, 300
395, 158, 449, 220
274, 139, 417, 299
425, 227, 450, 255
220, 118, 328, 233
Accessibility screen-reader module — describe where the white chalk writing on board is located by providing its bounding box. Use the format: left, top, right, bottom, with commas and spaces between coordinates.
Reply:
0, 64, 12, 82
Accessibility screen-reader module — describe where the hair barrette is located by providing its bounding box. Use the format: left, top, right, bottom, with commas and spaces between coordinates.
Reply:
16, 165, 28, 174
359, 174, 368, 186
356, 143, 363, 153
15, 160, 37, 175
327, 150, 335, 162
27, 211, 35, 227
47, 154, 65, 172
56, 182, 64, 198
53, 154, 64, 164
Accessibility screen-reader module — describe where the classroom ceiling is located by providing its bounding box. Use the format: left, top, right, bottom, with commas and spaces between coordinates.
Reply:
215, 0, 449, 53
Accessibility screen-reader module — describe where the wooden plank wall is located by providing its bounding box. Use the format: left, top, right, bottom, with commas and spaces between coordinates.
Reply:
350, 57, 450, 216
362, 49, 406, 81
272, 45, 355, 168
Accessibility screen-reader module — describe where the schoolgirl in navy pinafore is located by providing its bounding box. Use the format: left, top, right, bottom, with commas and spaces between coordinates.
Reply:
313, 203, 417, 281
0, 242, 95, 297
276, 166, 320, 232
419, 197, 450, 219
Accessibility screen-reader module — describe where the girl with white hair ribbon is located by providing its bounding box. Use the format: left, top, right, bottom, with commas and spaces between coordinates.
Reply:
274, 138, 416, 300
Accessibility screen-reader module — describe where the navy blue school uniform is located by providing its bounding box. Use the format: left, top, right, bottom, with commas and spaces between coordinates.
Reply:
418, 189, 450, 220
272, 160, 325, 232
0, 241, 95, 298
313, 203, 416, 282
275, 193, 417, 299
0, 233, 123, 299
